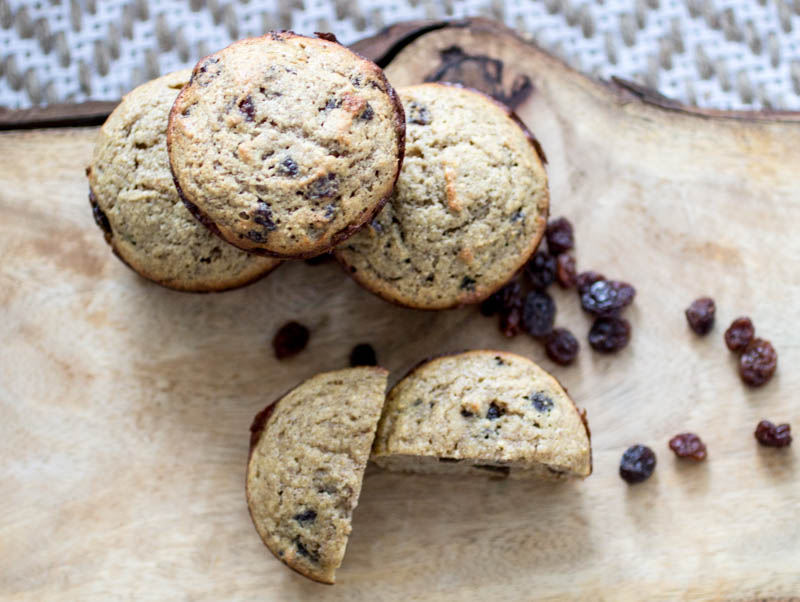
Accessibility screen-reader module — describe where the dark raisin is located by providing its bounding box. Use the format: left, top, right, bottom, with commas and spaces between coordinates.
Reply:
460, 408, 474, 418
739, 338, 777, 386
619, 445, 656, 484
349, 343, 377, 367
724, 317, 755, 352
407, 101, 431, 125
304, 253, 333, 266
245, 230, 267, 243
359, 103, 374, 120
522, 290, 556, 338
293, 509, 317, 524
525, 251, 556, 290
499, 306, 523, 337
494, 356, 505, 366
192, 56, 220, 86
754, 420, 792, 448
323, 98, 340, 111
580, 280, 636, 316
238, 95, 255, 121
90, 196, 112, 237
481, 281, 522, 316
278, 156, 299, 176
272, 321, 310, 360
510, 210, 524, 222
668, 433, 707, 461
323, 204, 336, 219
253, 201, 277, 230
588, 316, 631, 353
460, 276, 476, 292
438, 457, 461, 463
545, 328, 580, 365
528, 391, 553, 412
486, 402, 505, 420
576, 270, 606, 295
294, 538, 319, 562
545, 217, 574, 255
315, 32, 339, 43
556, 254, 577, 288
685, 297, 715, 335
306, 173, 338, 199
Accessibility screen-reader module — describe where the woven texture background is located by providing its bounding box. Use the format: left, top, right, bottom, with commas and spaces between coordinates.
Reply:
1, 0, 799, 110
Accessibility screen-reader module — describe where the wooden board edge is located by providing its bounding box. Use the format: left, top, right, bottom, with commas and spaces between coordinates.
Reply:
2, 17, 800, 130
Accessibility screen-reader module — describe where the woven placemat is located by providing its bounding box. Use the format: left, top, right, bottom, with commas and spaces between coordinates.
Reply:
1, 0, 799, 111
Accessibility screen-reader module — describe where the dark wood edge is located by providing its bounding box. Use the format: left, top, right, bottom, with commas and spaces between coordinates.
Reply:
2, 17, 800, 130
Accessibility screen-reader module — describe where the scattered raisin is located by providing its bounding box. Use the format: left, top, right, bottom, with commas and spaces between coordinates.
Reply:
545, 328, 579, 365
754, 420, 792, 448
272, 321, 310, 359
481, 280, 522, 316
619, 445, 656, 484
407, 101, 431, 125
668, 433, 707, 461
525, 251, 557, 290
545, 217, 574, 255
359, 103, 374, 120
294, 538, 319, 562
306, 173, 338, 199
580, 280, 636, 316
685, 297, 716, 335
588, 316, 631, 353
253, 201, 277, 231
349, 343, 377, 367
724, 317, 755, 352
90, 198, 112, 237
739, 338, 777, 386
500, 307, 523, 337
576, 270, 605, 295
278, 156, 299, 176
293, 509, 317, 524
528, 391, 553, 412
238, 95, 255, 121
460, 276, 477, 291
486, 402, 505, 420
556, 254, 577, 288
460, 408, 474, 418
522, 290, 556, 338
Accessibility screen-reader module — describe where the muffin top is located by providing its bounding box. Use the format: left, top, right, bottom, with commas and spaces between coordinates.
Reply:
87, 69, 279, 292
335, 83, 548, 309
167, 32, 405, 259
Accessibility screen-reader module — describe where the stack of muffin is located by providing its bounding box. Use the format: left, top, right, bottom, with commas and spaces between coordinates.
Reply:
86, 31, 549, 307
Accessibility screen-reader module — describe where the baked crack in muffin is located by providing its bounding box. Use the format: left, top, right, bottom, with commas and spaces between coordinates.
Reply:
168, 32, 405, 259
335, 83, 548, 309
371, 350, 591, 479
246, 367, 388, 584
87, 70, 280, 291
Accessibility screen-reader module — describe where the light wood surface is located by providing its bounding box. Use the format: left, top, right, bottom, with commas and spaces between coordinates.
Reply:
2, 20, 799, 601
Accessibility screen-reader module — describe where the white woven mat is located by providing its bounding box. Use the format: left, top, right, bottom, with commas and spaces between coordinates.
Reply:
1, 0, 799, 111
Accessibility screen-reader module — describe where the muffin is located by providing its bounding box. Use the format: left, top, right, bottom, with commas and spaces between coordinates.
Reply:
87, 69, 280, 292
371, 350, 591, 479
335, 83, 548, 309
167, 32, 405, 259
246, 367, 389, 584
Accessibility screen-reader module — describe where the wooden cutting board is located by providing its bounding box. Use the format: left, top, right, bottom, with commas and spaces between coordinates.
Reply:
2, 19, 798, 601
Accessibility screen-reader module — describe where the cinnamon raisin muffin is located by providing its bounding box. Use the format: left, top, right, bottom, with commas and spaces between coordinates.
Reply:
87, 69, 280, 292
246, 367, 389, 584
371, 350, 591, 479
335, 83, 548, 309
167, 32, 405, 259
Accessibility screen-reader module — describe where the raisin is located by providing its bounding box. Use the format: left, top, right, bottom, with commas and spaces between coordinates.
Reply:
556, 254, 577, 288
407, 101, 431, 125
272, 321, 310, 359
580, 280, 636, 316
460, 408, 474, 418
499, 306, 523, 337
486, 402, 505, 420
90, 197, 112, 237
619, 445, 656, 484
246, 230, 267, 243
545, 328, 579, 365
528, 391, 553, 412
576, 270, 606, 295
349, 343, 377, 367
304, 253, 333, 266
278, 156, 299, 176
525, 251, 556, 290
306, 173, 338, 199
294, 538, 319, 562
359, 103, 374, 120
293, 509, 317, 524
685, 297, 715, 335
545, 217, 574, 255
510, 210, 524, 222
588, 316, 631, 353
668, 433, 707, 461
522, 290, 556, 338
238, 95, 255, 121
724, 317, 755, 352
323, 98, 340, 111
739, 338, 777, 386
480, 280, 522, 317
754, 420, 792, 448
460, 276, 477, 292
253, 201, 276, 230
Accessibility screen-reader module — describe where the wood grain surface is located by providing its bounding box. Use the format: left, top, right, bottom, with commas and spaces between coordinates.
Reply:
2, 20, 799, 601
